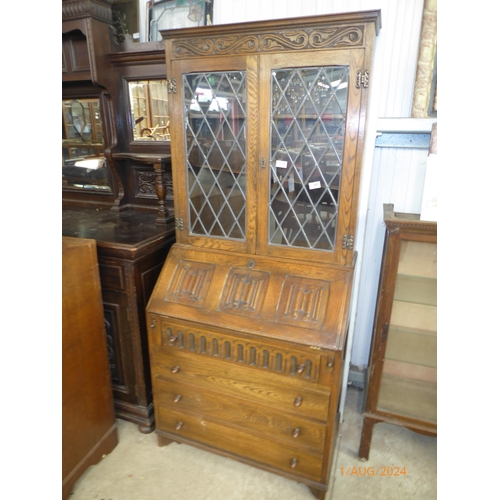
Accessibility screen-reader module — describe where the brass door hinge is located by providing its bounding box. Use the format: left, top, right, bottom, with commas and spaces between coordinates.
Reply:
167, 78, 177, 93
175, 217, 184, 230
356, 70, 369, 89
342, 234, 354, 250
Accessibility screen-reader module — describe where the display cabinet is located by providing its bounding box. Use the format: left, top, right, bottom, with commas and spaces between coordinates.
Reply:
146, 11, 380, 499
359, 204, 437, 460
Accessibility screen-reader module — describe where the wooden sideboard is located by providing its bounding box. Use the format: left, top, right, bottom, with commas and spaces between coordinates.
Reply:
62, 237, 118, 499
63, 208, 175, 432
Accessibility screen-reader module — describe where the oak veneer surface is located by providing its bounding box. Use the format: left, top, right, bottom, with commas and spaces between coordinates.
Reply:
62, 237, 118, 500
149, 11, 380, 499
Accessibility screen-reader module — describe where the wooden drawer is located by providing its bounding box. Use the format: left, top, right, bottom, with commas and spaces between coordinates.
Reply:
155, 377, 326, 452
149, 316, 337, 387
151, 346, 331, 421
157, 406, 324, 482
98, 258, 126, 292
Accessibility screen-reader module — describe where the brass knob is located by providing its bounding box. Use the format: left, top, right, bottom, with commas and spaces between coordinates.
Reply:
150, 320, 156, 329
294, 397, 303, 407
169, 335, 178, 344
296, 364, 305, 374
174, 394, 182, 403
171, 366, 180, 374
292, 427, 300, 438
175, 421, 183, 431
290, 458, 298, 469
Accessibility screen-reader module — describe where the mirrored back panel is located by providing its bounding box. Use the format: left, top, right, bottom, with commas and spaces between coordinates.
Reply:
129, 79, 170, 141
62, 98, 111, 192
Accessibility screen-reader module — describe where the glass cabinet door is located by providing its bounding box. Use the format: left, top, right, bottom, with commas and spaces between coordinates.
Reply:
377, 239, 437, 423
258, 50, 364, 264
181, 69, 248, 243
268, 65, 347, 251
172, 50, 364, 260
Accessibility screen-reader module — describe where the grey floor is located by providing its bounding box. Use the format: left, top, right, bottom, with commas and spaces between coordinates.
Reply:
69, 386, 437, 499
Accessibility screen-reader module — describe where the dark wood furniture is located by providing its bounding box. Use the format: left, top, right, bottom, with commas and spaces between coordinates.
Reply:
62, 0, 176, 432
63, 209, 175, 432
146, 11, 380, 499
359, 204, 437, 460
62, 237, 118, 500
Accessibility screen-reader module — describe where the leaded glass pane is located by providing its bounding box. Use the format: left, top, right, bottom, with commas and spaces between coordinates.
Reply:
183, 72, 247, 240
269, 66, 348, 251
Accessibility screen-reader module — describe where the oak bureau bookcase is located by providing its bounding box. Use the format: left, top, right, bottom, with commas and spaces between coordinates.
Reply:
146, 11, 381, 499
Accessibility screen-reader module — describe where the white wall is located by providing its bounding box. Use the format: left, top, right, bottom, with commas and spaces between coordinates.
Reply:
213, 0, 431, 371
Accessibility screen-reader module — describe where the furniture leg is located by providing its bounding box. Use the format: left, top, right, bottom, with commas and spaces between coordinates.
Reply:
359, 416, 375, 460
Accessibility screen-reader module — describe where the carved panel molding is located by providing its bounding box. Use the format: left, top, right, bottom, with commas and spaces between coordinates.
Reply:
159, 322, 322, 382
219, 268, 270, 318
278, 276, 330, 331
172, 26, 365, 58
166, 260, 215, 307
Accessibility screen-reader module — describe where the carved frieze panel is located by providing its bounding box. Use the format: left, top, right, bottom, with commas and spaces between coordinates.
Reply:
171, 26, 364, 59
219, 268, 270, 318
160, 322, 321, 382
166, 260, 215, 307
278, 276, 330, 331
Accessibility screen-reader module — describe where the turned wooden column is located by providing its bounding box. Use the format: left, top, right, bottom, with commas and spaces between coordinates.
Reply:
112, 152, 172, 224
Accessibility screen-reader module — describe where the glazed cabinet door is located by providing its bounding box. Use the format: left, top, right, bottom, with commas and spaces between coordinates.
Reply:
257, 49, 366, 265
376, 234, 437, 424
169, 48, 367, 266
169, 55, 259, 254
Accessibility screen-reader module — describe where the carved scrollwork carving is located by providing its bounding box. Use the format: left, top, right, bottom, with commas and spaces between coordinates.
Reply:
172, 26, 364, 58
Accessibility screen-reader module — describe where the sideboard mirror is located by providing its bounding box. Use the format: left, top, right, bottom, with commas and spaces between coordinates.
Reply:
128, 79, 170, 142
62, 98, 111, 192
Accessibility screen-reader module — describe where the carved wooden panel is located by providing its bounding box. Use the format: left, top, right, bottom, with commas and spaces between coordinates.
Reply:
166, 260, 215, 307
278, 276, 330, 331
158, 321, 322, 383
134, 170, 157, 198
218, 267, 270, 318
171, 26, 365, 59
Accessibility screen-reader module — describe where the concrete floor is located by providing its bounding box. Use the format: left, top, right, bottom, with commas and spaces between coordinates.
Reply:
68, 386, 437, 499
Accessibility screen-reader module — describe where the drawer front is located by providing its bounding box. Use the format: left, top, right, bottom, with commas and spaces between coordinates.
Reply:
157, 406, 324, 482
148, 316, 337, 387
99, 258, 126, 292
155, 377, 326, 452
151, 347, 331, 421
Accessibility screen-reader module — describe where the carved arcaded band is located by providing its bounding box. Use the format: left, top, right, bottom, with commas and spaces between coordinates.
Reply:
172, 26, 365, 58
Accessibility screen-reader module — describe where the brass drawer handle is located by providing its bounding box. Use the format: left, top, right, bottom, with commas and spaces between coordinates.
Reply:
175, 421, 183, 431
173, 394, 182, 403
296, 364, 305, 374
292, 427, 301, 438
168, 335, 178, 344
294, 396, 303, 407
150, 319, 156, 329
290, 458, 298, 469
171, 366, 180, 374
